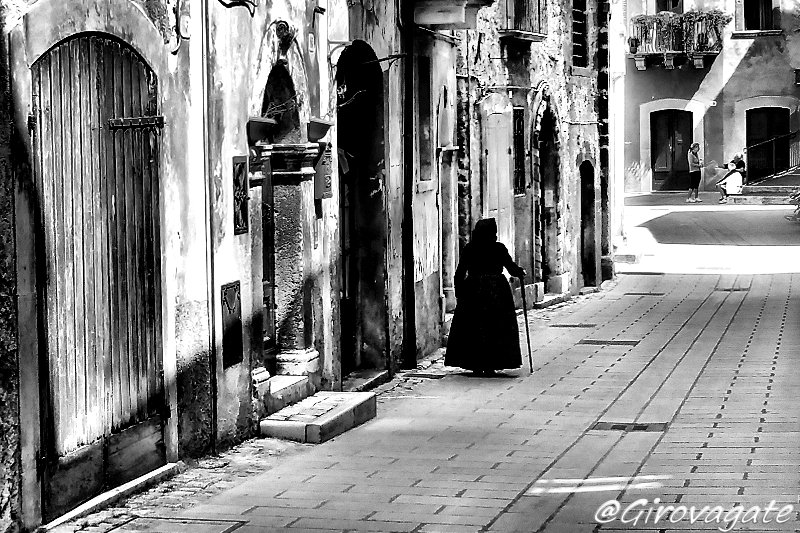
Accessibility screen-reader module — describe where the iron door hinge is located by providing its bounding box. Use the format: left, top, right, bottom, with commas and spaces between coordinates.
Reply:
108, 115, 165, 130
35, 450, 48, 478
160, 370, 171, 420
27, 113, 37, 136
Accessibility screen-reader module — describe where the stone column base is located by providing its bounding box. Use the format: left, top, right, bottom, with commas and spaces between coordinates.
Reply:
548, 272, 571, 294
277, 348, 321, 388
533, 282, 545, 302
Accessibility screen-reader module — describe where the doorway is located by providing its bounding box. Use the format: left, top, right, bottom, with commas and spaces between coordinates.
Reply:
259, 64, 302, 363
536, 109, 561, 293
32, 34, 165, 521
579, 161, 597, 287
650, 109, 692, 190
336, 41, 388, 377
482, 102, 515, 253
746, 107, 790, 181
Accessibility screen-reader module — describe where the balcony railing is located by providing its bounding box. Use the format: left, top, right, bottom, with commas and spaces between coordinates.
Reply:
746, 130, 800, 182
498, 0, 547, 41
628, 10, 731, 69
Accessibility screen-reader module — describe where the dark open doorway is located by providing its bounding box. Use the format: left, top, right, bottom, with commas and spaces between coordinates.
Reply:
336, 41, 388, 378
536, 108, 561, 293
746, 107, 790, 181
651, 109, 692, 191
579, 161, 597, 288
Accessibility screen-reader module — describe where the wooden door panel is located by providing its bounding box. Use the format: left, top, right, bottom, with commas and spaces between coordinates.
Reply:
652, 110, 692, 190
33, 34, 165, 522
651, 111, 672, 173
486, 112, 514, 253
41, 442, 104, 521
106, 416, 165, 485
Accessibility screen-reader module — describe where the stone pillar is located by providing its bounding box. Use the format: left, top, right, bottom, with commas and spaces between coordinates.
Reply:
254, 143, 322, 386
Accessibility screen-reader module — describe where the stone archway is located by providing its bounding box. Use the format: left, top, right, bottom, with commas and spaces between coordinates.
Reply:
262, 62, 303, 144
531, 87, 565, 295
335, 40, 388, 377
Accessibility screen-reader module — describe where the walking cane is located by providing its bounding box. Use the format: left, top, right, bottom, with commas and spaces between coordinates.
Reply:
519, 275, 534, 374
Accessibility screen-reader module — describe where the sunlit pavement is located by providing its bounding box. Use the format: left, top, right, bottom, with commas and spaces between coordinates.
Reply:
618, 192, 800, 275
56, 193, 800, 533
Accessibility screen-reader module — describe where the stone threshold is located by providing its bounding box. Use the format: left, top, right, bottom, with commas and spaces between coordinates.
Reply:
40, 463, 182, 532
259, 391, 377, 444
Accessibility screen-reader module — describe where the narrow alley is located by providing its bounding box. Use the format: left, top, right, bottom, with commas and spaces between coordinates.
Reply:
50, 199, 800, 532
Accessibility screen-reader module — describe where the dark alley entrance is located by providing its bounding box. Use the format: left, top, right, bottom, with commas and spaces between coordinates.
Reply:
579, 161, 597, 287
336, 41, 388, 378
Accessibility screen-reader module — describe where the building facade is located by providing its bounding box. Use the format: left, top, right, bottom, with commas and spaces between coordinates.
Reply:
0, 0, 617, 530
623, 0, 800, 193
454, 0, 614, 302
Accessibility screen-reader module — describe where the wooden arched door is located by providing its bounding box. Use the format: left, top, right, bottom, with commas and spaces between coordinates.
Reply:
31, 34, 166, 521
650, 109, 692, 190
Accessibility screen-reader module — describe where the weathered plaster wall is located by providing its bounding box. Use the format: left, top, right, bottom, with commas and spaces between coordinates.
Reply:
413, 35, 457, 356
0, 4, 21, 531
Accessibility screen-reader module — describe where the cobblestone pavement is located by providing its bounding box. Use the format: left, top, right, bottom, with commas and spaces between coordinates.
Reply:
53, 273, 800, 533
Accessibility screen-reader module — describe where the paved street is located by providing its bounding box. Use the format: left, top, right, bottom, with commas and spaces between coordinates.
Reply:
57, 198, 800, 532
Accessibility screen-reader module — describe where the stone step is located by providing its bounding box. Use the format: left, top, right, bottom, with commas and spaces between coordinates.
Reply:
613, 250, 642, 264
727, 195, 793, 205
533, 292, 571, 309
342, 369, 390, 392
259, 391, 377, 443
266, 375, 314, 415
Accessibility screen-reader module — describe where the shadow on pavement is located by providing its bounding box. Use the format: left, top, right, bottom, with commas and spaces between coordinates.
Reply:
639, 210, 800, 245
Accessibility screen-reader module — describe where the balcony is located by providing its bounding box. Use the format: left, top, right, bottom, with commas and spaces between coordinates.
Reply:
628, 10, 732, 70
498, 0, 547, 43
414, 0, 496, 29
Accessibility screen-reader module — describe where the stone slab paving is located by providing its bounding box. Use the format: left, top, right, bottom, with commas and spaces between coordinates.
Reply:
52, 274, 800, 533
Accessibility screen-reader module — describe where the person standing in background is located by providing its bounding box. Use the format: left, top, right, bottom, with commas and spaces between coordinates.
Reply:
687, 142, 703, 203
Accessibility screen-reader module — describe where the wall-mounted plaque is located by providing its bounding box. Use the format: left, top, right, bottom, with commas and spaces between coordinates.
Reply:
233, 155, 249, 235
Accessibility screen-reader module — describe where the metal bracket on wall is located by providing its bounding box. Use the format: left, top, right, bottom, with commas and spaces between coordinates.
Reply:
108, 116, 165, 130
217, 0, 258, 16
233, 155, 250, 235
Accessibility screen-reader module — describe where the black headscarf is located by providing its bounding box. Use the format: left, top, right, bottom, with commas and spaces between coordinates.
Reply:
472, 218, 498, 250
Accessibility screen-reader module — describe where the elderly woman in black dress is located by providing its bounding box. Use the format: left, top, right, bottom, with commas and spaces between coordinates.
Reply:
445, 218, 526, 375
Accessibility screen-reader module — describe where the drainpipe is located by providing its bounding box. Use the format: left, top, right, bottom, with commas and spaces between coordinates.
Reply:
200, 0, 218, 454
401, 1, 417, 369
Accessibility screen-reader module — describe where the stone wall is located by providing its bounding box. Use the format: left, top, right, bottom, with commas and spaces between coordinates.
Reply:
0, 2, 21, 530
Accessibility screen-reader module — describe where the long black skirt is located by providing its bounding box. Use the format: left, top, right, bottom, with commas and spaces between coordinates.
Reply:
445, 274, 522, 371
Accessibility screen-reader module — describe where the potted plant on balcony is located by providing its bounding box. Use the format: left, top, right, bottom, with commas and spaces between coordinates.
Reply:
628, 36, 641, 54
